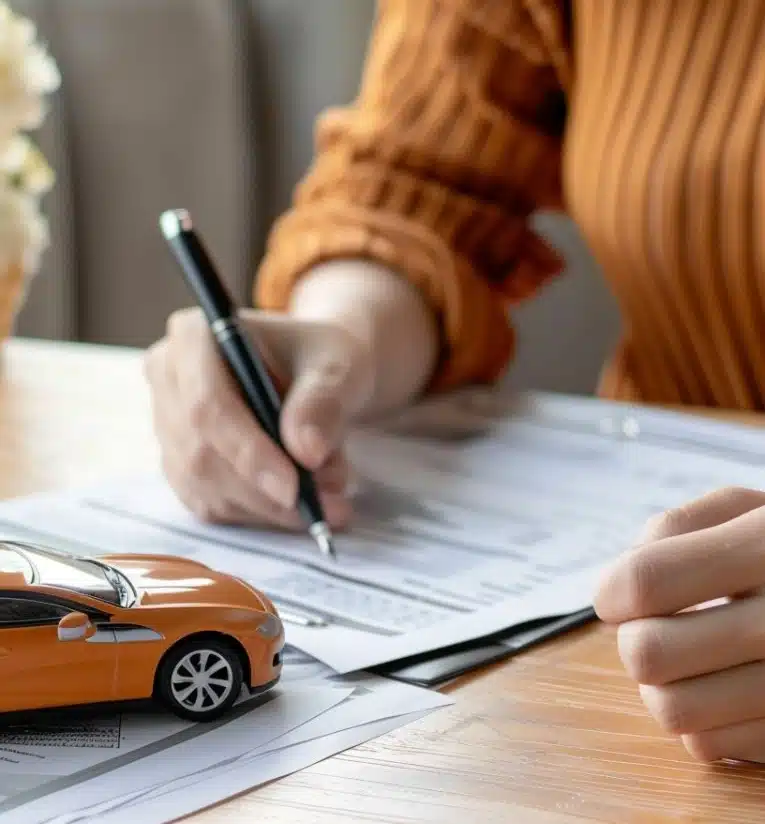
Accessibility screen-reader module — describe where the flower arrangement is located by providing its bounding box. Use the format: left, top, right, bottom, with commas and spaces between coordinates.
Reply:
0, 2, 59, 338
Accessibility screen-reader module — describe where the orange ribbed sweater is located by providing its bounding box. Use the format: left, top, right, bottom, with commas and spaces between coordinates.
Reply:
255, 0, 765, 409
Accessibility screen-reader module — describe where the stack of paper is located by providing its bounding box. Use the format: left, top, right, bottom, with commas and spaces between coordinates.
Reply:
4, 390, 761, 674
2, 388, 764, 822
0, 641, 451, 824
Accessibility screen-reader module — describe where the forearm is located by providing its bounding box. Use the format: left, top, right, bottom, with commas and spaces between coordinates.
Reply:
288, 259, 439, 417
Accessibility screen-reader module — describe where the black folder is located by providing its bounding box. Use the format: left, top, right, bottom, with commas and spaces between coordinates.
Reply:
371, 607, 597, 687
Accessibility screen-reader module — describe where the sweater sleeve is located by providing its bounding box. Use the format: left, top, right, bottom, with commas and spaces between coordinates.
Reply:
254, 0, 570, 391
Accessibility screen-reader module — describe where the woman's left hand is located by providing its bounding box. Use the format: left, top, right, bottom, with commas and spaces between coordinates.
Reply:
594, 486, 765, 763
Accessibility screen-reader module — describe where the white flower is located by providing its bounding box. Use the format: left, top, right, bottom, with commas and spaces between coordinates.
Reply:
0, 133, 54, 195
0, 3, 60, 283
0, 181, 48, 276
0, 2, 60, 143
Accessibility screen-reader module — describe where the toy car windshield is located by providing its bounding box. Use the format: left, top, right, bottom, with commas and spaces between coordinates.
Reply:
0, 541, 136, 607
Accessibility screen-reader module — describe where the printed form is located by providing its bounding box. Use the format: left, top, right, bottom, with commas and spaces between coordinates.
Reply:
0, 647, 450, 824
0, 389, 762, 673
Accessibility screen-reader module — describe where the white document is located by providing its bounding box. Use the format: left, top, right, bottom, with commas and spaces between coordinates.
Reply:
0, 645, 452, 824
34, 648, 452, 824
68, 710, 433, 824
0, 685, 347, 823
1, 389, 763, 673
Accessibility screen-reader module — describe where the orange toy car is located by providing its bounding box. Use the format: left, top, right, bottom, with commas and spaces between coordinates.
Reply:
0, 540, 284, 722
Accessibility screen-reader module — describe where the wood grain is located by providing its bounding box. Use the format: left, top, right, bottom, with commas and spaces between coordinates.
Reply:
3, 338, 765, 824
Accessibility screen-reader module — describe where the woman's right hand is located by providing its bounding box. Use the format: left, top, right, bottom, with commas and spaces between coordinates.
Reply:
144, 307, 374, 530
143, 260, 439, 531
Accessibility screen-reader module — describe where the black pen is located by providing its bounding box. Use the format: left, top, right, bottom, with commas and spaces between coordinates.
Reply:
159, 208, 337, 561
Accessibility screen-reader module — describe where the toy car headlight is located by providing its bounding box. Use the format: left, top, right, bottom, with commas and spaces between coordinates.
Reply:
256, 612, 282, 639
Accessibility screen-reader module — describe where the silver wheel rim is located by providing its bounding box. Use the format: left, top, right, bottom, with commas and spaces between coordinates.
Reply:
170, 649, 235, 713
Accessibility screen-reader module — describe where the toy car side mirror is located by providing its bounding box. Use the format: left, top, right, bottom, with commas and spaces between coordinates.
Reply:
57, 611, 95, 642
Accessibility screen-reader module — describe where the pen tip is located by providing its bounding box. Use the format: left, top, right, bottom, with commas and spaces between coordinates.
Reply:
310, 521, 338, 561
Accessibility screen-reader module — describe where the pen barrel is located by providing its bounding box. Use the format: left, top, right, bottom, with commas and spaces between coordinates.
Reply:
297, 467, 324, 523
221, 328, 325, 525
214, 325, 283, 444
167, 230, 234, 322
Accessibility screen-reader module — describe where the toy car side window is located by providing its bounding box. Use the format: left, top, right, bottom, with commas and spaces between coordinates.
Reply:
0, 597, 69, 626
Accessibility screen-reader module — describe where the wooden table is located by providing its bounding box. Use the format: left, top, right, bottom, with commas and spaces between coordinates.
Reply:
3, 337, 765, 824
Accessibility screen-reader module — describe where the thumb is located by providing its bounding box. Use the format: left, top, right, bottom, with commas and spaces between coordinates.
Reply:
280, 335, 371, 469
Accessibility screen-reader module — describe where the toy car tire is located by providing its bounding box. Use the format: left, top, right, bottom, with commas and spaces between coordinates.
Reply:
155, 637, 244, 722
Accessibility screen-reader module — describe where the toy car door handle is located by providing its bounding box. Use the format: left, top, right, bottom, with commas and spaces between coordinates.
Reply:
0, 647, 10, 657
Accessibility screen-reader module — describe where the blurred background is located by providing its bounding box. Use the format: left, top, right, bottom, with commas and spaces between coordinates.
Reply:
11, 0, 620, 395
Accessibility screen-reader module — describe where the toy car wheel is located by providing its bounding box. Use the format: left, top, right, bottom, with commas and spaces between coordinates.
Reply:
155, 638, 243, 722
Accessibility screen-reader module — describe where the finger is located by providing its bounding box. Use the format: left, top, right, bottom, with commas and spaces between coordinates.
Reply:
217, 490, 353, 531
162, 447, 352, 530
143, 339, 170, 389
597, 486, 765, 622
636, 486, 765, 544
314, 451, 351, 493
594, 503, 765, 622
154, 358, 351, 521
160, 443, 277, 524
153, 389, 284, 523
162, 441, 290, 525
639, 659, 765, 737
281, 363, 364, 470
684, 718, 765, 764
145, 344, 180, 444
168, 315, 299, 508
280, 331, 371, 470
616, 592, 765, 686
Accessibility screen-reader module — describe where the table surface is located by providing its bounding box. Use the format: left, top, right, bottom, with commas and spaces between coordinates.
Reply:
3, 337, 765, 824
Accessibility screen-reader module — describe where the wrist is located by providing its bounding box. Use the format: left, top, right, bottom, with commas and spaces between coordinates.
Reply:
288, 259, 439, 416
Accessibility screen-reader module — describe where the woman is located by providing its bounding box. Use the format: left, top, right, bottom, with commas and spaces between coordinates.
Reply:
145, 1, 765, 762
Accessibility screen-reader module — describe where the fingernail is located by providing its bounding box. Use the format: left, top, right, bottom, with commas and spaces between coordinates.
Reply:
258, 472, 295, 509
300, 425, 329, 466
